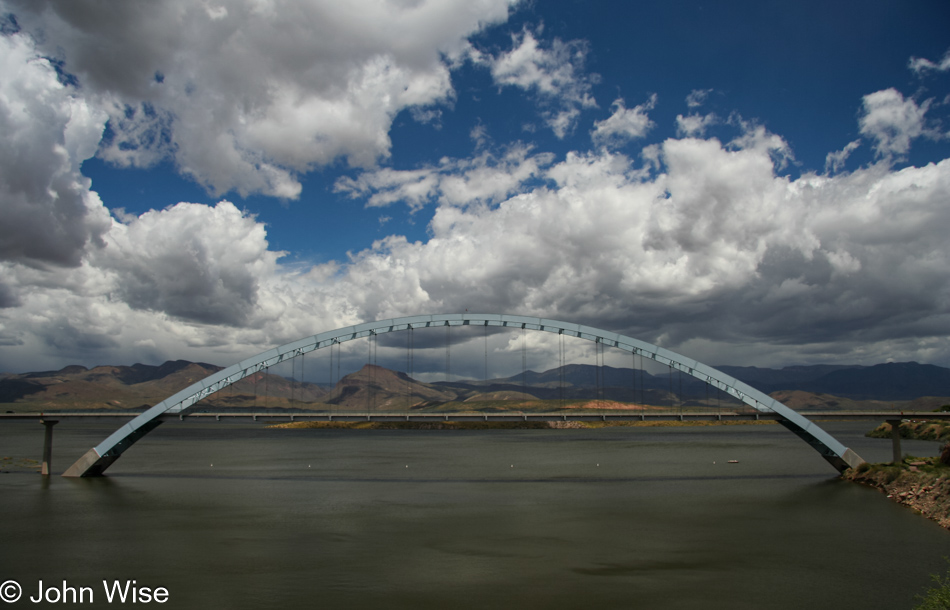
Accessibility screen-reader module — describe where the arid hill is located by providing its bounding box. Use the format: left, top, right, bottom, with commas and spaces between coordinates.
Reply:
3, 359, 950, 414
0, 360, 327, 412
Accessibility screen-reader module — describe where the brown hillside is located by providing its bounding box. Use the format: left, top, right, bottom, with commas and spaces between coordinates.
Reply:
325, 364, 457, 409
0, 360, 327, 412
769, 390, 895, 411
464, 390, 537, 402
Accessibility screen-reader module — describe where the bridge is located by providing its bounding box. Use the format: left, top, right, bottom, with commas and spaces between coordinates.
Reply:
60, 313, 869, 477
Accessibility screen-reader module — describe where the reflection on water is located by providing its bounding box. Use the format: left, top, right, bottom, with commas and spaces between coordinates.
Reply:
0, 421, 946, 609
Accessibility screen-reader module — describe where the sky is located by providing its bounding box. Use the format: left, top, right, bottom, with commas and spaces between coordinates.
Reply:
2, 0, 950, 378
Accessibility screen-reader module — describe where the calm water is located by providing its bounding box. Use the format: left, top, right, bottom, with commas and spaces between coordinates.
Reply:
1, 420, 948, 609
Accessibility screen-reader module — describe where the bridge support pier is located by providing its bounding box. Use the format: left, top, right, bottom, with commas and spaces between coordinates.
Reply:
886, 419, 902, 463
40, 419, 58, 476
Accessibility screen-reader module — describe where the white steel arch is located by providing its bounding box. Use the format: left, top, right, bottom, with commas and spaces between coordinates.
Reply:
63, 314, 866, 476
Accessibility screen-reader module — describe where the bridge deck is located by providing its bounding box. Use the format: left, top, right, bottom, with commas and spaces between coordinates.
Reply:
4, 411, 948, 422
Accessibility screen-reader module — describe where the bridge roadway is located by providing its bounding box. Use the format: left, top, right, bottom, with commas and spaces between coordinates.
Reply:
8, 410, 943, 474
4, 410, 949, 422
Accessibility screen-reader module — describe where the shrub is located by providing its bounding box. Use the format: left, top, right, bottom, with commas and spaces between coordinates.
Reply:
914, 561, 950, 610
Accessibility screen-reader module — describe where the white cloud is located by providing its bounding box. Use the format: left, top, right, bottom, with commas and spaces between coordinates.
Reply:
858, 88, 929, 157
824, 139, 861, 174
9, 0, 517, 198
485, 29, 598, 138
675, 112, 718, 137
321, 140, 950, 371
3, 6, 950, 375
591, 95, 657, 147
93, 201, 283, 326
0, 32, 112, 267
686, 88, 712, 108
334, 144, 554, 211
5, 131, 950, 371
909, 48, 950, 75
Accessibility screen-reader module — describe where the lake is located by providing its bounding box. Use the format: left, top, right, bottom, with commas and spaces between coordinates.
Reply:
0, 419, 947, 609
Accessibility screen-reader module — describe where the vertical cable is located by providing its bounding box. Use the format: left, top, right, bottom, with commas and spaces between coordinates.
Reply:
679, 367, 684, 414
640, 353, 645, 407
367, 332, 372, 411
521, 325, 527, 402
631, 350, 636, 406
668, 365, 674, 410
372, 332, 378, 411
445, 323, 451, 383
559, 331, 564, 409
484, 322, 489, 390
594, 337, 604, 406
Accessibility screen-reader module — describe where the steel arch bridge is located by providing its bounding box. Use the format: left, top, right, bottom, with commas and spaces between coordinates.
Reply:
63, 313, 866, 477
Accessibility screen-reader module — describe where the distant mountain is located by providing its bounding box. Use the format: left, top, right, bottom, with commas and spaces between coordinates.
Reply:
4, 358, 950, 413
716, 364, 863, 391
799, 362, 950, 401
325, 364, 458, 409
717, 362, 950, 401
0, 360, 327, 412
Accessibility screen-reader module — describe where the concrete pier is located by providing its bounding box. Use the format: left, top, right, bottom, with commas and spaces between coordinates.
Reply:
40, 419, 58, 476
886, 419, 902, 464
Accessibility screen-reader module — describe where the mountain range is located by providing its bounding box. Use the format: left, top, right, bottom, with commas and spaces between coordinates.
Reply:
2, 359, 950, 413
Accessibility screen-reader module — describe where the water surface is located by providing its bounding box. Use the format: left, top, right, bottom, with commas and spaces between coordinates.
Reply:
0, 420, 946, 609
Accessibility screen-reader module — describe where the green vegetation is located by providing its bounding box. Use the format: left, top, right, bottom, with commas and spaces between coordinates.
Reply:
913, 561, 950, 610
268, 418, 778, 430
0, 456, 40, 472
268, 420, 551, 430
867, 421, 950, 443
853, 455, 949, 483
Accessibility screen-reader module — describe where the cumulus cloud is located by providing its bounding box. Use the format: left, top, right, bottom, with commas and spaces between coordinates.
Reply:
858, 88, 929, 157
5, 127, 950, 371
484, 29, 598, 138
675, 112, 718, 137
7, 0, 517, 198
3, 3, 950, 375
94, 201, 283, 326
0, 31, 111, 267
591, 95, 657, 147
334, 144, 554, 211
319, 137, 950, 372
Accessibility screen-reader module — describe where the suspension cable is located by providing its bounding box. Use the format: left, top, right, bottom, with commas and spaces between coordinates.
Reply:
521, 325, 527, 402
484, 322, 489, 390
408, 326, 414, 409
668, 365, 674, 410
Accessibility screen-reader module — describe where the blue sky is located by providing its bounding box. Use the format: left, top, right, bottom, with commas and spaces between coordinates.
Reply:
2, 0, 950, 376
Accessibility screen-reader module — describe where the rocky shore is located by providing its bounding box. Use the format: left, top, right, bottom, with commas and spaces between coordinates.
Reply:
843, 454, 950, 530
